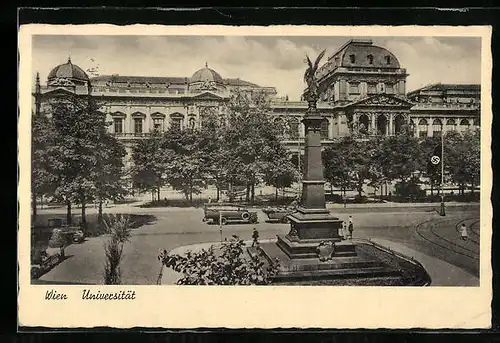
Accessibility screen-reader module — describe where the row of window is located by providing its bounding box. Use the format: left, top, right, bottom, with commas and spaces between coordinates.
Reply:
349, 54, 392, 65
113, 116, 212, 134
414, 118, 478, 126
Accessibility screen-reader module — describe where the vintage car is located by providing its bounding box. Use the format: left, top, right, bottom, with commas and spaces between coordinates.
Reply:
31, 245, 64, 279
262, 206, 296, 223
47, 218, 86, 243
202, 203, 258, 225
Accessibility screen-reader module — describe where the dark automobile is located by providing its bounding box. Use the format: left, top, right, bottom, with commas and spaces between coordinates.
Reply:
203, 203, 258, 225
262, 206, 296, 223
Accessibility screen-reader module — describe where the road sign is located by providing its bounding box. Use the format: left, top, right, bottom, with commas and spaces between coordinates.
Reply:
431, 155, 440, 165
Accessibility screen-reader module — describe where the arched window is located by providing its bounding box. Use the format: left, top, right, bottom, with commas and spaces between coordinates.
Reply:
358, 114, 369, 134
445, 118, 456, 132
349, 54, 356, 63
377, 83, 386, 94
170, 113, 184, 132
377, 115, 388, 136
459, 119, 470, 132
385, 56, 391, 64
287, 117, 300, 139
367, 54, 374, 64
188, 117, 196, 130
418, 118, 428, 138
394, 114, 405, 135
320, 119, 330, 140
432, 119, 442, 137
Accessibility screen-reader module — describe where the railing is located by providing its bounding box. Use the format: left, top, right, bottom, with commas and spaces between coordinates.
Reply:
271, 100, 334, 109
354, 238, 432, 286
411, 102, 479, 110
112, 132, 151, 138
89, 87, 189, 96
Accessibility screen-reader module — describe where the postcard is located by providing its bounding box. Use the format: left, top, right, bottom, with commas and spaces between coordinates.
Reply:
18, 24, 492, 329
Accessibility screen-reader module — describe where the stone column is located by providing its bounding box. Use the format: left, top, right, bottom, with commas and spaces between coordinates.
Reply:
371, 113, 376, 134
328, 117, 333, 139
353, 112, 358, 134
126, 106, 132, 134
388, 113, 394, 136
427, 117, 434, 137
413, 117, 419, 137
300, 112, 328, 210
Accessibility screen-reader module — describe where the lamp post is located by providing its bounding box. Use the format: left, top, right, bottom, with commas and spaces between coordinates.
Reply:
440, 122, 446, 216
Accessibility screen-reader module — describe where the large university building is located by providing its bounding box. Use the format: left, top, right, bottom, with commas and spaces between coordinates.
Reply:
33, 39, 481, 170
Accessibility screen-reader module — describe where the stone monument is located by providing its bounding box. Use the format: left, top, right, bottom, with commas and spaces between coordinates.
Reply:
276, 50, 356, 259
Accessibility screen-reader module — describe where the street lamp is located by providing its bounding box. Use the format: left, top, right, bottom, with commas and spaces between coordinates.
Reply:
439, 121, 446, 216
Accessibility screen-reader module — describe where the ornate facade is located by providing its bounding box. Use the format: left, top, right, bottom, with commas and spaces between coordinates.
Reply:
33, 39, 481, 172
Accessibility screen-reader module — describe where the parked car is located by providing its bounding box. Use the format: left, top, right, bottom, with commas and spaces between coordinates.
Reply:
31, 245, 63, 279
262, 206, 296, 223
203, 203, 258, 225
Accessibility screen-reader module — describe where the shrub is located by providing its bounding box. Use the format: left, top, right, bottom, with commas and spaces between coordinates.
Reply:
158, 235, 280, 285
394, 177, 425, 199
102, 214, 131, 285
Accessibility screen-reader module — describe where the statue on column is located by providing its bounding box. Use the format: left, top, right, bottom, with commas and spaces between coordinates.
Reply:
304, 50, 326, 108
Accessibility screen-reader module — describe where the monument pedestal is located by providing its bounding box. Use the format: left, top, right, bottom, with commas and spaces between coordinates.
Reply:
276, 206, 357, 259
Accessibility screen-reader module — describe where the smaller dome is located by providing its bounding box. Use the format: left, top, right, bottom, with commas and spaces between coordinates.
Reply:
47, 57, 89, 83
190, 63, 223, 84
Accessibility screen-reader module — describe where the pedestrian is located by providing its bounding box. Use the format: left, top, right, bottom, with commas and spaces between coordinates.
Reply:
208, 196, 212, 204
252, 228, 259, 247
460, 223, 468, 242
348, 215, 354, 239
341, 221, 348, 240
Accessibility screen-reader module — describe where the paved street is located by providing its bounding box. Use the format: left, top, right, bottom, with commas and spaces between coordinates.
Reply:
34, 203, 480, 286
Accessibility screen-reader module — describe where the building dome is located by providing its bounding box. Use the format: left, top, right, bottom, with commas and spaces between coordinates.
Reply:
190, 63, 224, 84
47, 57, 89, 84
339, 40, 400, 68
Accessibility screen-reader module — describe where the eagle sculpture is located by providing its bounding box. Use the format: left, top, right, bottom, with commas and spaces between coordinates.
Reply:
303, 49, 326, 101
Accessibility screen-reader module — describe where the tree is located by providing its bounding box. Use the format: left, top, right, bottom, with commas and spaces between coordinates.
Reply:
376, 132, 422, 184
263, 157, 299, 200
31, 112, 57, 222
322, 143, 353, 198
445, 129, 480, 195
94, 133, 128, 226
158, 235, 280, 285
48, 92, 121, 228
197, 114, 228, 201
132, 131, 170, 202
47, 93, 100, 225
163, 127, 205, 203
224, 90, 286, 204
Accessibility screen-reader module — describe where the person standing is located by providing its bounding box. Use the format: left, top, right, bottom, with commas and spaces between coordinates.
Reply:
341, 221, 348, 240
208, 196, 212, 204
460, 223, 468, 242
252, 228, 260, 247
348, 215, 354, 239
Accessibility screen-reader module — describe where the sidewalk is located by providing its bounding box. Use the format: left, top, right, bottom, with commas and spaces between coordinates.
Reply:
371, 238, 479, 286
160, 238, 479, 286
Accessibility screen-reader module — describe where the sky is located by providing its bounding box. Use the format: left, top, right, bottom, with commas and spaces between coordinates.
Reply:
31, 35, 482, 100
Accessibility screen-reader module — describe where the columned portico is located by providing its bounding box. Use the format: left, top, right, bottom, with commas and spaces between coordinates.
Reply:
339, 94, 413, 136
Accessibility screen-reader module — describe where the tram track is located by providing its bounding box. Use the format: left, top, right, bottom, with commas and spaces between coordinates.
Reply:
414, 217, 479, 261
